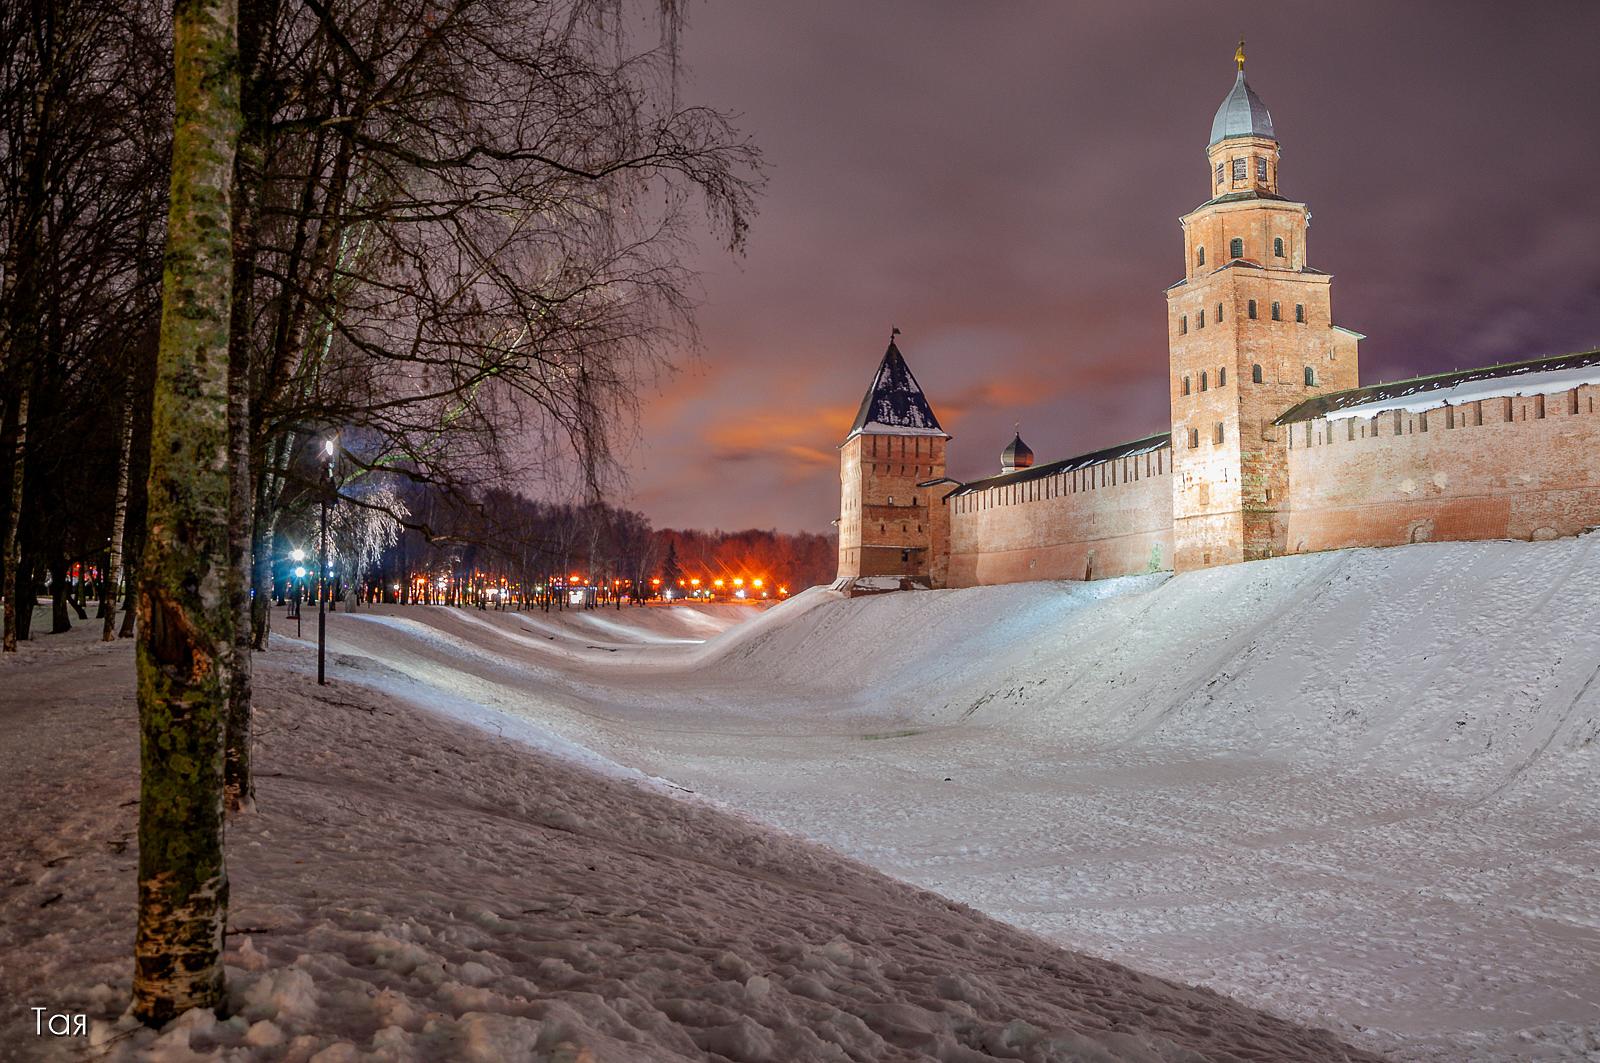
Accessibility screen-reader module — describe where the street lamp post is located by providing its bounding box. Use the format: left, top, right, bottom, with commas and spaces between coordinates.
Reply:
318, 436, 335, 685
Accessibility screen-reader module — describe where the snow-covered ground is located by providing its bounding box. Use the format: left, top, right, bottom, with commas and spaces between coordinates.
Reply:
0, 609, 1375, 1062
300, 538, 1600, 1061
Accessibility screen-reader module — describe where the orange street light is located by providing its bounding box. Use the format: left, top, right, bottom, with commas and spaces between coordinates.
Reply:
651, 578, 661, 586
733, 577, 744, 587
752, 578, 763, 589
690, 578, 700, 587
713, 578, 724, 588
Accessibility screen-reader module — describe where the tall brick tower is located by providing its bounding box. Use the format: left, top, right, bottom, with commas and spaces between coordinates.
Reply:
836, 331, 950, 584
1166, 42, 1362, 569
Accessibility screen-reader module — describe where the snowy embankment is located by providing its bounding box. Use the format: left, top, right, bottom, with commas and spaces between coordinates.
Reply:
301, 537, 1600, 1061
0, 622, 1378, 1061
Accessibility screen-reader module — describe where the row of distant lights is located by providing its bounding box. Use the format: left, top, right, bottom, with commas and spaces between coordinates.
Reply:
362, 573, 790, 600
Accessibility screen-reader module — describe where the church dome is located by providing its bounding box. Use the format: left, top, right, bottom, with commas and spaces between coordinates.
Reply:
1209, 69, 1274, 146
1001, 432, 1034, 473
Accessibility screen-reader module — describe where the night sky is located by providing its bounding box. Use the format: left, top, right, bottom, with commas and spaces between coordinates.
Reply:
624, 2, 1600, 534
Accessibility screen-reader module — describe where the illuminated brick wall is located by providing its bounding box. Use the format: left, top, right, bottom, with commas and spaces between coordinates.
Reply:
1285, 386, 1600, 551
945, 448, 1174, 586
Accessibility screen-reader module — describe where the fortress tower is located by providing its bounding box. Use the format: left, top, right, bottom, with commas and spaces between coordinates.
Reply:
1166, 43, 1362, 568
836, 334, 950, 584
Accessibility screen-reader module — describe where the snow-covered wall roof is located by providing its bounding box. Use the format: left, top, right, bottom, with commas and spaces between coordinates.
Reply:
1276, 349, 1600, 424
947, 431, 1171, 497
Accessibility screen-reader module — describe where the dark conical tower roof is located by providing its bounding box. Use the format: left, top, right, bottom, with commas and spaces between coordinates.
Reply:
846, 337, 948, 441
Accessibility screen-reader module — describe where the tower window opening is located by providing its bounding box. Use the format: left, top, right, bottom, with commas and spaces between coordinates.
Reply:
1271, 301, 1281, 321
1304, 366, 1316, 386
1248, 299, 1257, 319
1231, 157, 1246, 182
1214, 421, 1225, 443
1200, 370, 1208, 391
1196, 247, 1205, 267
1295, 303, 1305, 323
1256, 157, 1268, 182
1215, 161, 1225, 186
1188, 427, 1200, 448
1183, 375, 1191, 396
1216, 302, 1223, 322
1180, 314, 1188, 335
1198, 309, 1205, 329
1229, 237, 1243, 259
1252, 363, 1263, 384
1218, 366, 1227, 386
1274, 237, 1284, 257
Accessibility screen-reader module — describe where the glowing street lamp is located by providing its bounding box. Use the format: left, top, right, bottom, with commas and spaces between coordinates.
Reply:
752, 578, 763, 589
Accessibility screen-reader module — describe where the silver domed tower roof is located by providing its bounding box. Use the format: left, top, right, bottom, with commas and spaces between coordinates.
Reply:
1209, 46, 1275, 146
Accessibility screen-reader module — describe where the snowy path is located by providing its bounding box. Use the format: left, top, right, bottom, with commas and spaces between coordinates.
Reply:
319, 539, 1600, 1061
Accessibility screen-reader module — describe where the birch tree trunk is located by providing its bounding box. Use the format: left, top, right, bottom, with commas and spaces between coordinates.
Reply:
133, 0, 240, 1025
103, 399, 134, 640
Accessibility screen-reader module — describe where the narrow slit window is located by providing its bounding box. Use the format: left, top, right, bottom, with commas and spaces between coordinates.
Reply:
1248, 299, 1257, 319
1200, 370, 1209, 391
1256, 157, 1268, 181
1216, 302, 1223, 323
1271, 301, 1281, 321
1196, 247, 1205, 267
1215, 161, 1225, 186
1295, 303, 1305, 323
1218, 366, 1227, 386
1180, 314, 1188, 335
1274, 237, 1284, 258
1198, 309, 1205, 329
1230, 237, 1244, 259
1188, 427, 1200, 448
1214, 421, 1224, 443
1251, 363, 1263, 384
1182, 375, 1191, 395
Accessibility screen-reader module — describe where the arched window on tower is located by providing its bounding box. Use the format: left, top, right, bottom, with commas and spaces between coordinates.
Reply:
1304, 366, 1316, 387
1274, 237, 1285, 258
1182, 375, 1191, 395
1218, 366, 1227, 386
1252, 363, 1263, 384
1200, 370, 1209, 392
1230, 237, 1243, 259
1196, 247, 1205, 267
1180, 315, 1188, 336
1248, 299, 1257, 319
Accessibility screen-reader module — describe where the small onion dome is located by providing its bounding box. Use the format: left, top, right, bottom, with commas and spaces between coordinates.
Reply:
1001, 432, 1034, 473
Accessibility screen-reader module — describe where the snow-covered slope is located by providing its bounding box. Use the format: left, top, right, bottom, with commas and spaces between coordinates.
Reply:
311, 537, 1600, 1060
0, 627, 1376, 1062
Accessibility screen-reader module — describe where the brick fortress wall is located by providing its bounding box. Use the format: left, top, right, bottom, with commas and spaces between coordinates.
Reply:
1285, 385, 1600, 551
946, 446, 1174, 586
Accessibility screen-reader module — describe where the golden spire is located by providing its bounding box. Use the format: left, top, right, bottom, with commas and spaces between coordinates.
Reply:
1235, 37, 1246, 72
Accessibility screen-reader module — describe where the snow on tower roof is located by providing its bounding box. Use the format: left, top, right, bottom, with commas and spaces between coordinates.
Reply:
845, 337, 949, 441
1275, 349, 1600, 424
